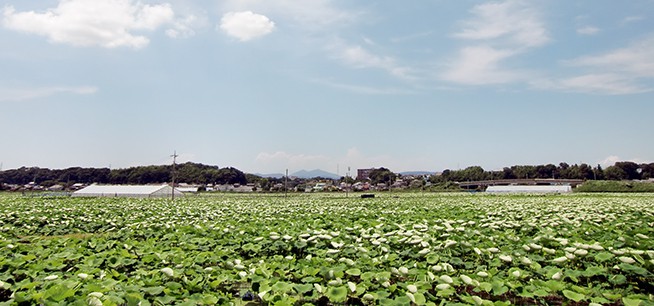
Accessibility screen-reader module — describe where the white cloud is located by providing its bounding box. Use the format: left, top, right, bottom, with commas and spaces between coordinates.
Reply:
255, 151, 330, 171
537, 37, 654, 94
622, 16, 644, 24
571, 37, 654, 78
576, 26, 599, 35
0, 86, 97, 102
441, 46, 521, 85
312, 79, 416, 95
2, 0, 185, 49
599, 156, 650, 167
454, 0, 549, 48
328, 40, 414, 79
166, 14, 200, 38
219, 11, 274, 41
536, 73, 649, 95
443, 0, 548, 85
221, 0, 357, 32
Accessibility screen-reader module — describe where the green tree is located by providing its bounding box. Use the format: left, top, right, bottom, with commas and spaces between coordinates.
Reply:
368, 168, 396, 185
604, 166, 627, 180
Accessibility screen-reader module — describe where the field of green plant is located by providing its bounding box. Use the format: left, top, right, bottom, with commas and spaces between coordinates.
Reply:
0, 193, 653, 305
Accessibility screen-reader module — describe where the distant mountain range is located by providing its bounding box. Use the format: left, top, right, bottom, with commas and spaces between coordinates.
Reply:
254, 169, 340, 179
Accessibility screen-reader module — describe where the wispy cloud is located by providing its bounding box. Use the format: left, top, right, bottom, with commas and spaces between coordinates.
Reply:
221, 0, 358, 32
622, 16, 644, 24
442, 0, 548, 85
576, 26, 600, 36
535, 36, 654, 95
441, 46, 522, 85
328, 40, 414, 79
599, 155, 650, 167
0, 86, 98, 102
2, 0, 195, 49
219, 11, 275, 41
453, 0, 549, 48
312, 79, 416, 95
255, 151, 330, 172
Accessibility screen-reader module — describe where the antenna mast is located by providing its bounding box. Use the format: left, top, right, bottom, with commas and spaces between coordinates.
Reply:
171, 151, 178, 200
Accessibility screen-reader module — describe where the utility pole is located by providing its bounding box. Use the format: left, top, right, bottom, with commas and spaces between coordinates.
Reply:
346, 166, 350, 198
284, 169, 288, 199
171, 151, 178, 201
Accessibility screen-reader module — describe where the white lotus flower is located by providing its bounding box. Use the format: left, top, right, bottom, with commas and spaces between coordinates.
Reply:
418, 248, 430, 255
635, 233, 649, 239
499, 255, 512, 262
574, 249, 588, 256
78, 273, 89, 279
487, 247, 500, 253
444, 240, 457, 248
6, 244, 14, 249
460, 274, 474, 285
238, 271, 247, 278
204, 267, 213, 272
511, 270, 521, 278
87, 296, 103, 306
363, 293, 375, 301
521, 257, 532, 265
314, 284, 323, 293
619, 256, 636, 264
435, 283, 451, 290
348, 282, 357, 293
543, 247, 556, 254
399, 267, 409, 275
160, 268, 174, 277
472, 296, 483, 305
88, 292, 103, 298
440, 275, 453, 284
406, 292, 416, 303
551, 271, 562, 280
477, 271, 489, 277
44, 275, 59, 281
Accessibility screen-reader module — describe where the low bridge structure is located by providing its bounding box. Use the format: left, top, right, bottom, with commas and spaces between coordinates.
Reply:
457, 179, 584, 189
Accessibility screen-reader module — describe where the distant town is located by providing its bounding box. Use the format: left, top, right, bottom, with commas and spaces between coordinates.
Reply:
1, 161, 653, 194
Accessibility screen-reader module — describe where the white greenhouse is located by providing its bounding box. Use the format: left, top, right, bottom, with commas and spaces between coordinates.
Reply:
485, 185, 572, 193
72, 184, 184, 198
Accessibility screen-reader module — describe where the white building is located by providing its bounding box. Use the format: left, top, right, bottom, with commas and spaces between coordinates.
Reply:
72, 184, 183, 198
486, 185, 572, 193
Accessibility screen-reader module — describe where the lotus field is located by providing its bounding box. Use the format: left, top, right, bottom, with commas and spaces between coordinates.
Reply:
0, 193, 653, 305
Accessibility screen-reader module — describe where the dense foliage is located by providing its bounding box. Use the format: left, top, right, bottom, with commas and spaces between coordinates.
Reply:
574, 181, 654, 193
431, 162, 654, 184
2, 161, 653, 190
0, 193, 652, 305
0, 163, 246, 187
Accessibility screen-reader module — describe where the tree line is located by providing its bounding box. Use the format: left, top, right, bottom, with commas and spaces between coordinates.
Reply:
0, 162, 247, 188
1, 161, 652, 190
429, 162, 654, 183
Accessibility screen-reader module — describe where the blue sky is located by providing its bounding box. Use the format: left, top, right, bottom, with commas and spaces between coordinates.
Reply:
1, 0, 653, 174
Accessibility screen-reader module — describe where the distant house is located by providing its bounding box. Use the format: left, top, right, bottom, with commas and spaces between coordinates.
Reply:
486, 185, 572, 193
357, 168, 375, 181
72, 184, 183, 198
